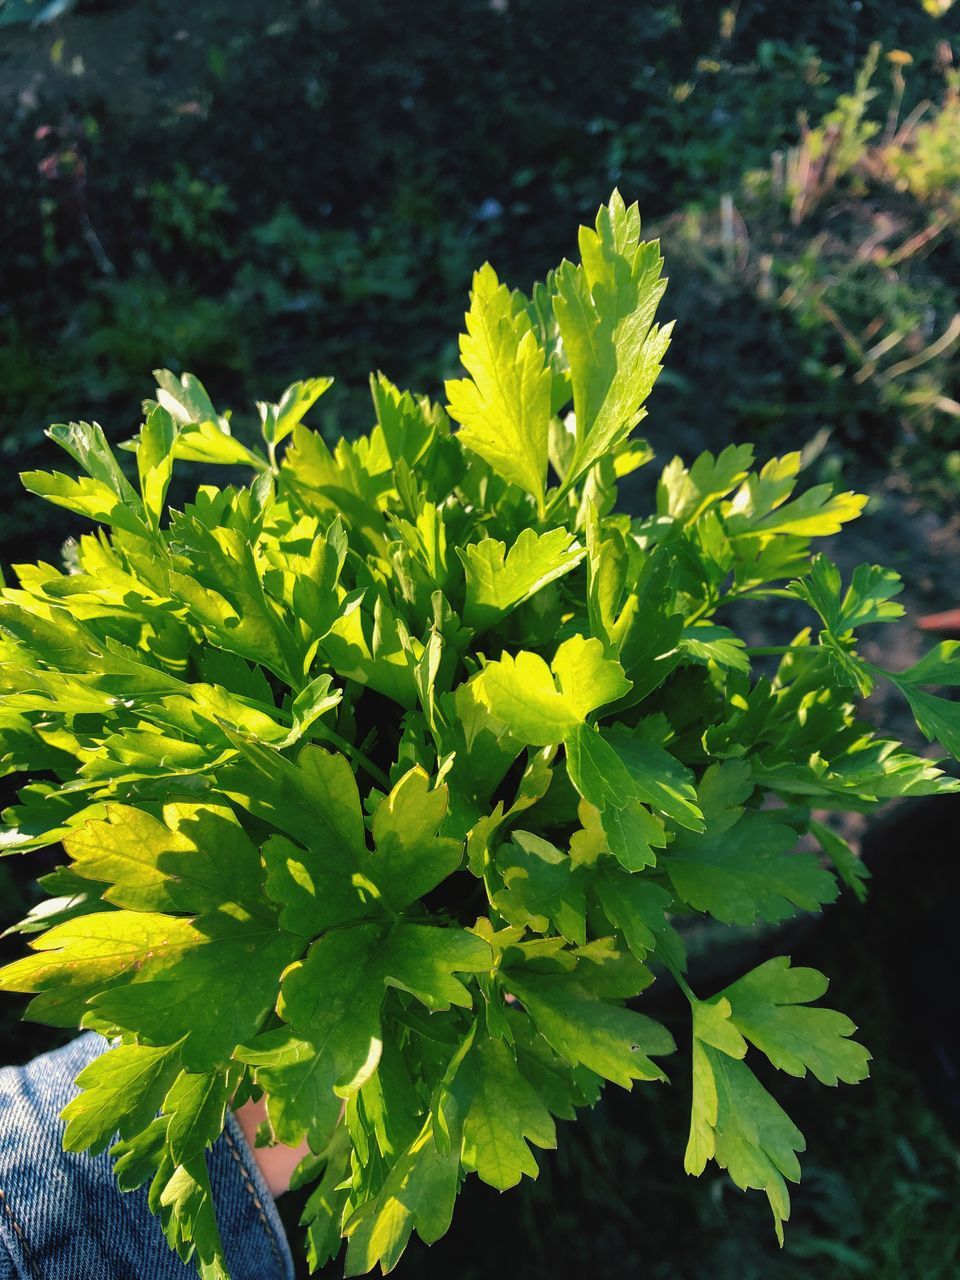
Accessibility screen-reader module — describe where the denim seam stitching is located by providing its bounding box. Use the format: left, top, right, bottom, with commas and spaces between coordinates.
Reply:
221, 1124, 285, 1274
0, 1187, 41, 1280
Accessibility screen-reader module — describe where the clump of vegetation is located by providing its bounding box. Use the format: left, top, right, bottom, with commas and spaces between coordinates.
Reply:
0, 195, 957, 1278
657, 44, 960, 498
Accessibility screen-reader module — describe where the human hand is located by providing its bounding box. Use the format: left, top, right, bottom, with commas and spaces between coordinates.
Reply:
232, 1094, 311, 1198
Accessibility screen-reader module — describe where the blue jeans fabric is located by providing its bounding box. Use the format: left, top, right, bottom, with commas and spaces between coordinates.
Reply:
0, 1033, 294, 1280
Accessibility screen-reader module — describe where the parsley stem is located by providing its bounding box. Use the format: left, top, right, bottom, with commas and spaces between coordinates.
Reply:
686, 584, 792, 626
313, 725, 391, 790
540, 481, 572, 527
662, 956, 697, 1004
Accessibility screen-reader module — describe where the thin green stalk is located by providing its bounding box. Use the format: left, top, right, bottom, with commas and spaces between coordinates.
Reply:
313, 724, 391, 790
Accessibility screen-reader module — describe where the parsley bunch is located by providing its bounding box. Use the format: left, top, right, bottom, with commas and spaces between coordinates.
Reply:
1, 193, 957, 1278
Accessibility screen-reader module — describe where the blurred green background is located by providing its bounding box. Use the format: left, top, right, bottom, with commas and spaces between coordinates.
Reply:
1, 1, 960, 1276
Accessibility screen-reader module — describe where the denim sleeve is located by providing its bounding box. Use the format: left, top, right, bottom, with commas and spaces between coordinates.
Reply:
0, 1033, 294, 1280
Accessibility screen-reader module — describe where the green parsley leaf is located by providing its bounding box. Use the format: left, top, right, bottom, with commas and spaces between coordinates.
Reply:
720, 957, 871, 1085
506, 966, 674, 1089
686, 1040, 803, 1244
493, 830, 587, 945
343, 1113, 459, 1276
553, 191, 671, 492
446, 263, 552, 510
657, 444, 755, 525
62, 1041, 183, 1157
459, 527, 584, 631
238, 924, 490, 1148
457, 1029, 557, 1189
564, 725, 703, 833
475, 637, 631, 745
664, 807, 837, 926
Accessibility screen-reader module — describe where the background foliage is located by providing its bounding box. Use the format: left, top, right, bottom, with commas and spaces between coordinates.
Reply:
1, 1, 959, 1277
